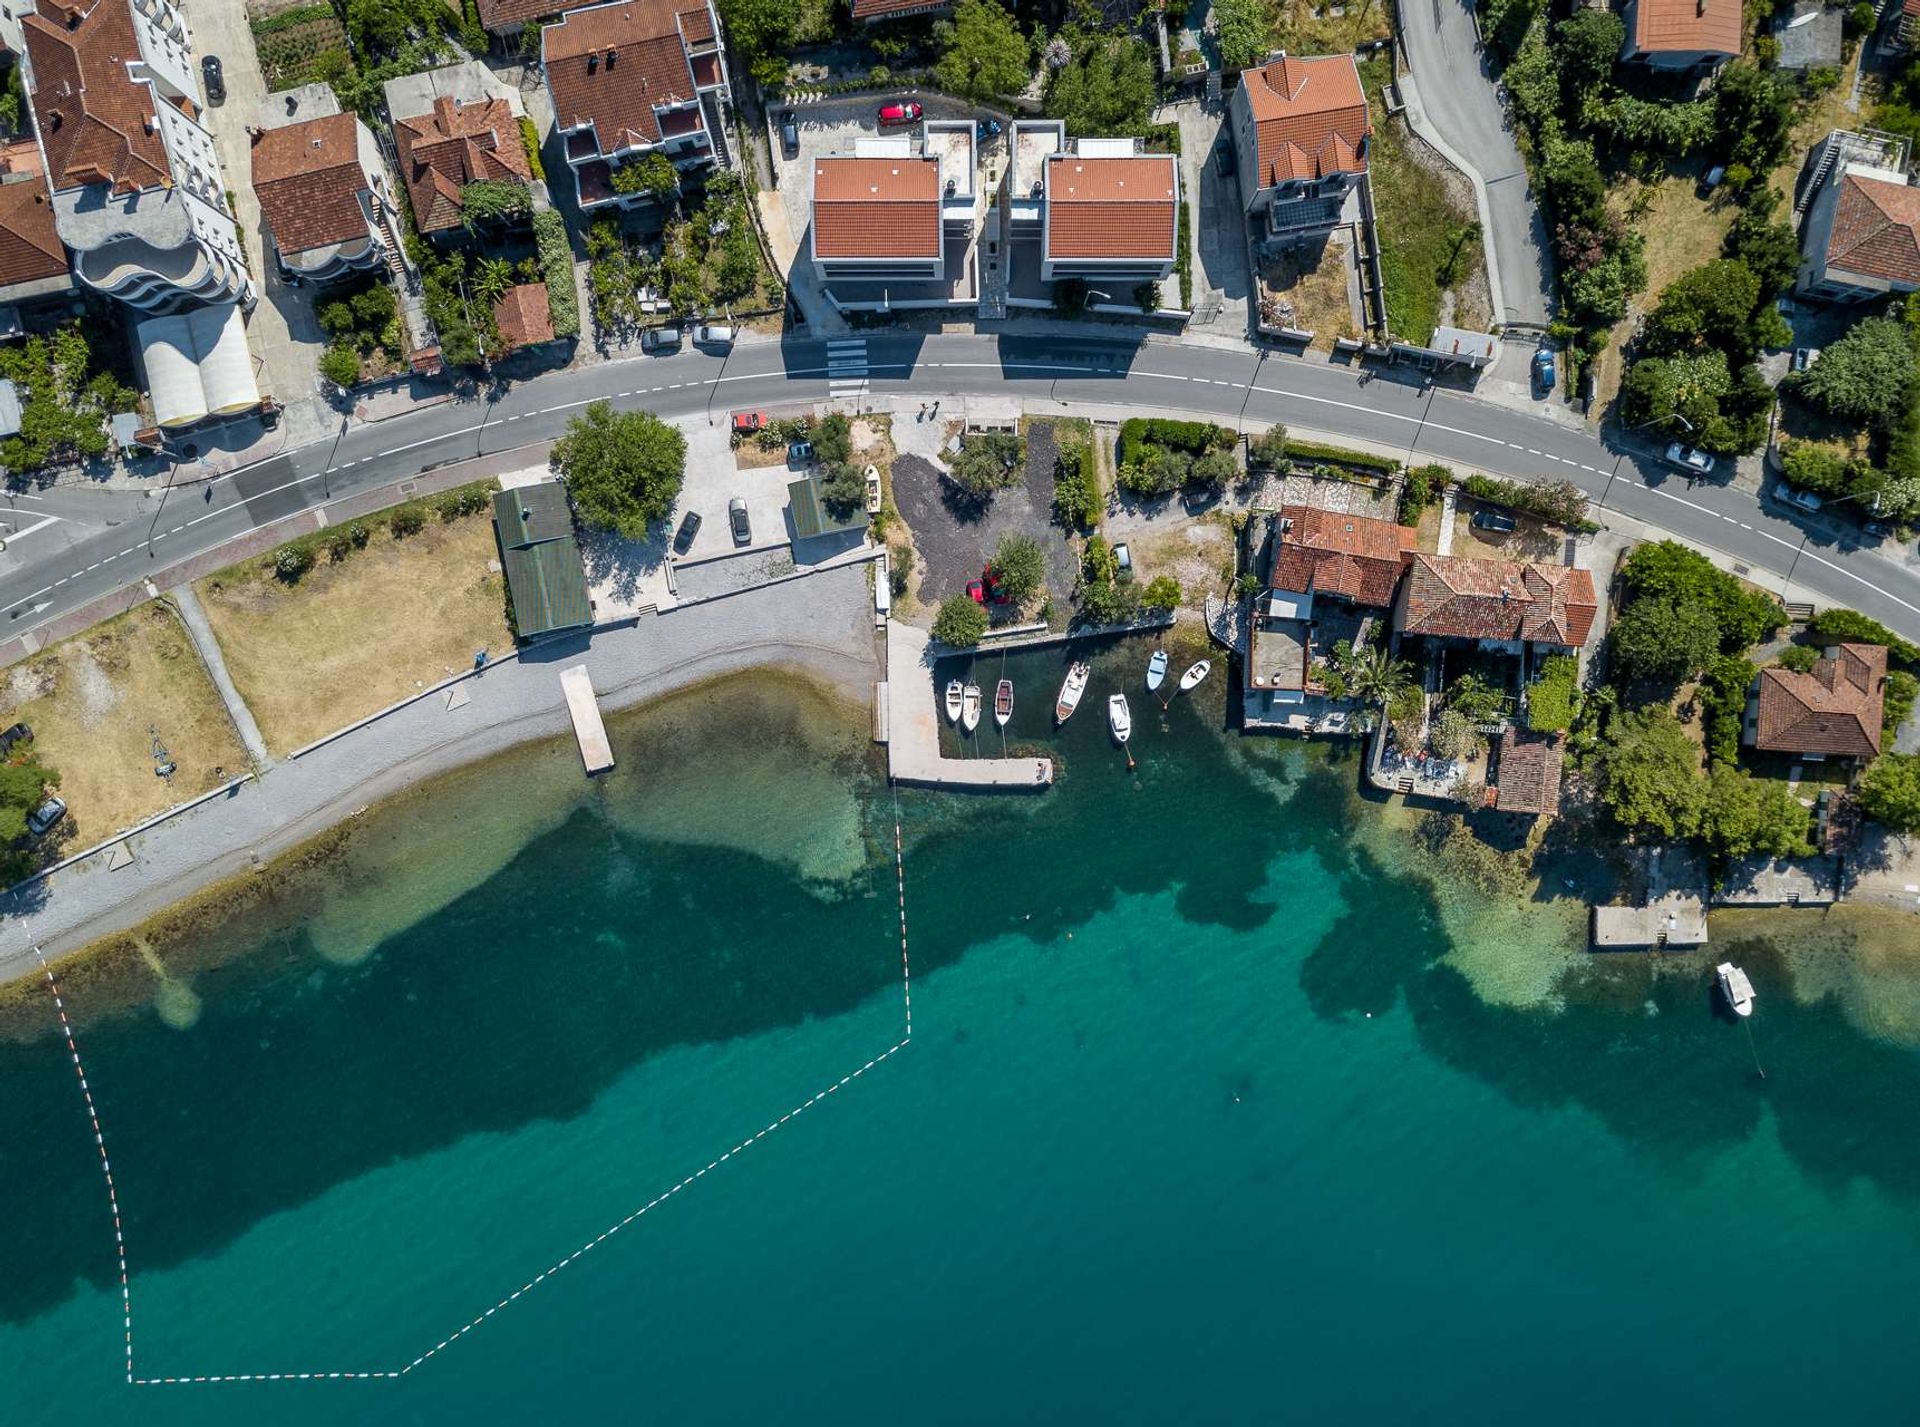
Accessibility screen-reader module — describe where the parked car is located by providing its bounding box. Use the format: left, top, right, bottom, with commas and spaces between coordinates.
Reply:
788, 439, 815, 467
26, 796, 65, 839
1775, 480, 1823, 514
0, 722, 30, 757
1215, 139, 1235, 177
640, 325, 682, 354
1531, 347, 1556, 392
672, 510, 702, 554
694, 322, 736, 349
877, 101, 923, 128
779, 109, 799, 159
1863, 519, 1893, 540
1471, 509, 1518, 533
1665, 442, 1715, 476
1113, 541, 1133, 579
1793, 346, 1820, 373
731, 410, 767, 435
728, 497, 751, 545
201, 54, 224, 104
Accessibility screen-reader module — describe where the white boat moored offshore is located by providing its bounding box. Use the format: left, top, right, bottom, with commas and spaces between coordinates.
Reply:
1146, 648, 1169, 692
1055, 662, 1091, 723
962, 682, 982, 734
1108, 693, 1132, 744
1179, 660, 1210, 693
994, 678, 1013, 729
1716, 962, 1755, 1018
944, 679, 963, 725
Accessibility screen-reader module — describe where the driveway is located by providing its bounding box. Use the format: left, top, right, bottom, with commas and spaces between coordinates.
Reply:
1398, 0, 1555, 328
1156, 99, 1251, 334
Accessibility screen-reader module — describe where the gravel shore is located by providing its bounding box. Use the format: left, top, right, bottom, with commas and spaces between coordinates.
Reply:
0, 559, 884, 982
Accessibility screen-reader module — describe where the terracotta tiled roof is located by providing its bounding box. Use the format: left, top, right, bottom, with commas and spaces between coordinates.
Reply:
1239, 54, 1370, 190
851, 0, 950, 18
812, 156, 940, 259
1493, 733, 1564, 816
543, 0, 713, 156
477, 0, 566, 31
1044, 154, 1177, 261
251, 113, 372, 256
23, 0, 170, 197
1754, 642, 1887, 758
493, 282, 556, 348
1396, 553, 1598, 647
1269, 505, 1416, 607
0, 177, 70, 289
394, 96, 531, 234
1824, 171, 1920, 287
1631, 0, 1742, 56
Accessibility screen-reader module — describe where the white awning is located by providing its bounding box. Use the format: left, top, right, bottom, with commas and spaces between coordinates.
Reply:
137, 304, 259, 428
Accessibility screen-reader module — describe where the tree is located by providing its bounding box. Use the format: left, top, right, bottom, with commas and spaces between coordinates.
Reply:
1793, 317, 1916, 424
1212, 0, 1272, 69
1248, 423, 1288, 471
1858, 753, 1920, 833
1643, 259, 1762, 357
1190, 448, 1240, 488
319, 343, 361, 390
1557, 11, 1623, 95
933, 0, 1031, 101
1806, 607, 1920, 665
613, 151, 679, 202
812, 412, 853, 466
949, 432, 1023, 496
1598, 707, 1707, 838
1715, 64, 1797, 174
991, 532, 1047, 603
1700, 765, 1814, 858
1429, 706, 1481, 761
0, 756, 57, 847
1341, 644, 1414, 709
932, 594, 989, 646
550, 402, 686, 538
717, 0, 794, 86
1142, 575, 1180, 611
1444, 672, 1507, 724
1117, 446, 1191, 497
1610, 596, 1722, 685
1052, 447, 1099, 528
1621, 540, 1784, 650
1044, 35, 1155, 136
818, 462, 867, 521
1724, 192, 1801, 298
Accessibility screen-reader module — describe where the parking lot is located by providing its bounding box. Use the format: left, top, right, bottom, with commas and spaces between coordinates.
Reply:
663, 413, 811, 565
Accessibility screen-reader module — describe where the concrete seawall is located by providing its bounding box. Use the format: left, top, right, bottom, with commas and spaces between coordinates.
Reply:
884, 623, 1054, 791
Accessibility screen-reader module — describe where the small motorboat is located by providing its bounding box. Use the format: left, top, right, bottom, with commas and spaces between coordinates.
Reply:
1108, 693, 1132, 744
864, 463, 883, 514
1055, 662, 1091, 723
1179, 660, 1211, 693
994, 678, 1013, 729
944, 679, 963, 724
962, 682, 982, 733
1145, 648, 1169, 692
1716, 962, 1755, 1018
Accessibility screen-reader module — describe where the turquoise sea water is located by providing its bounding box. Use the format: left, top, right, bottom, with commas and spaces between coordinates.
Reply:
4, 649, 1920, 1423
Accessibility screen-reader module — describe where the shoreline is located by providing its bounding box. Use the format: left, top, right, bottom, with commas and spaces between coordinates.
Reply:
0, 561, 883, 986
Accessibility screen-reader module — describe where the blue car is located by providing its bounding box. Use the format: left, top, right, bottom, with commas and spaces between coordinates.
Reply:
1532, 348, 1556, 391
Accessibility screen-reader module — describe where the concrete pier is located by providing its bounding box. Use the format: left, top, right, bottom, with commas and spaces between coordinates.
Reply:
884, 623, 1053, 790
560, 664, 614, 774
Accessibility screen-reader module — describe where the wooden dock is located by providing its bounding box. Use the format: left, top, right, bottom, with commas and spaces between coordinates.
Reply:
560, 664, 614, 774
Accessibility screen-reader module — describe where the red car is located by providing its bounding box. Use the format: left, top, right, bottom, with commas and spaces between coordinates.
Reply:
877, 101, 923, 128
731, 410, 767, 435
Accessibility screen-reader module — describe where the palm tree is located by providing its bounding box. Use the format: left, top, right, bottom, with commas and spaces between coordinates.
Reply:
1341, 644, 1414, 710
474, 257, 515, 307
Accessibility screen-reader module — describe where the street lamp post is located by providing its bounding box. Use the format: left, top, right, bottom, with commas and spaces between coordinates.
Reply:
1599, 412, 1692, 511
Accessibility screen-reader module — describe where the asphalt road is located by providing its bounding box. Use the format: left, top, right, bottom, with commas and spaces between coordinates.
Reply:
4, 331, 1919, 642
1399, 0, 1555, 328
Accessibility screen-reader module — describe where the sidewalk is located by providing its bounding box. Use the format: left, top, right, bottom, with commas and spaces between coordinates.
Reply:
170, 583, 272, 770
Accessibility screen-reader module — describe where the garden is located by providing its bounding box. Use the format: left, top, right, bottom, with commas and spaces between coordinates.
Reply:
0, 323, 140, 476
584, 173, 781, 344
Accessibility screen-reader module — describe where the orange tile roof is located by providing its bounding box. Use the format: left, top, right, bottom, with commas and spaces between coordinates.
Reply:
1493, 733, 1564, 816
1044, 154, 1176, 261
23, 0, 170, 197
1631, 0, 1743, 56
478, 0, 567, 30
394, 96, 531, 234
1239, 54, 1370, 190
0, 177, 70, 289
544, 0, 712, 154
851, 0, 950, 17
493, 282, 556, 348
1397, 553, 1598, 647
812, 156, 940, 259
1754, 642, 1887, 758
251, 113, 373, 256
1824, 171, 1920, 287
1270, 505, 1416, 607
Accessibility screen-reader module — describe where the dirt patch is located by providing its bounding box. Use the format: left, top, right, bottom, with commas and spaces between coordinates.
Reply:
1593, 174, 1738, 407
195, 513, 512, 755
0, 603, 247, 844
1259, 237, 1358, 351
734, 441, 793, 470
1117, 520, 1234, 609
1452, 499, 1569, 562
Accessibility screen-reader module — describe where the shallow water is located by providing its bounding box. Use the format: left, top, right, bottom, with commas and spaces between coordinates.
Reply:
3, 650, 1920, 1424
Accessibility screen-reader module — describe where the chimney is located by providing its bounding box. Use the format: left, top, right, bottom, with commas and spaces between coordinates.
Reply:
587, 52, 597, 73
1696, 0, 1705, 14
605, 47, 617, 68
434, 95, 456, 128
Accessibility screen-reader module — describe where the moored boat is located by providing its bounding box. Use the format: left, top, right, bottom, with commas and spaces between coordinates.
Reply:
1146, 648, 1169, 692
962, 682, 982, 733
1108, 693, 1132, 744
1055, 662, 1091, 723
1716, 962, 1755, 1018
944, 679, 963, 724
1179, 660, 1211, 693
994, 678, 1013, 728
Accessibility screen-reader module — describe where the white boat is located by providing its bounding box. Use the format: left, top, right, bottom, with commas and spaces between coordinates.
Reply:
1145, 648, 1169, 692
1055, 662, 1091, 723
1179, 660, 1211, 693
864, 463, 883, 514
944, 679, 963, 724
994, 678, 1013, 729
962, 682, 982, 733
1108, 693, 1132, 744
1716, 962, 1755, 1018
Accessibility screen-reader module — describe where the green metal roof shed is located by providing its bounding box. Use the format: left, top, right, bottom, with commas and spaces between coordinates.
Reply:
492, 484, 593, 640
787, 474, 868, 542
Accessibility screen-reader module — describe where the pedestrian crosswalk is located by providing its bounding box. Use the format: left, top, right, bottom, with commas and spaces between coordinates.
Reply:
827, 339, 869, 402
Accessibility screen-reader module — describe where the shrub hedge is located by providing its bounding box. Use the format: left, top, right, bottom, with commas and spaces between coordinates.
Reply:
532, 210, 580, 339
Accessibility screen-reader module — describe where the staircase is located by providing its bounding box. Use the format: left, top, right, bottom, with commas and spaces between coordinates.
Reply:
376, 209, 407, 284
376, 205, 437, 359
701, 92, 732, 171
1797, 134, 1841, 215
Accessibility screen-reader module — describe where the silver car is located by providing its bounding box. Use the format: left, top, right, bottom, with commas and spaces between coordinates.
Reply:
1665, 442, 1714, 476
